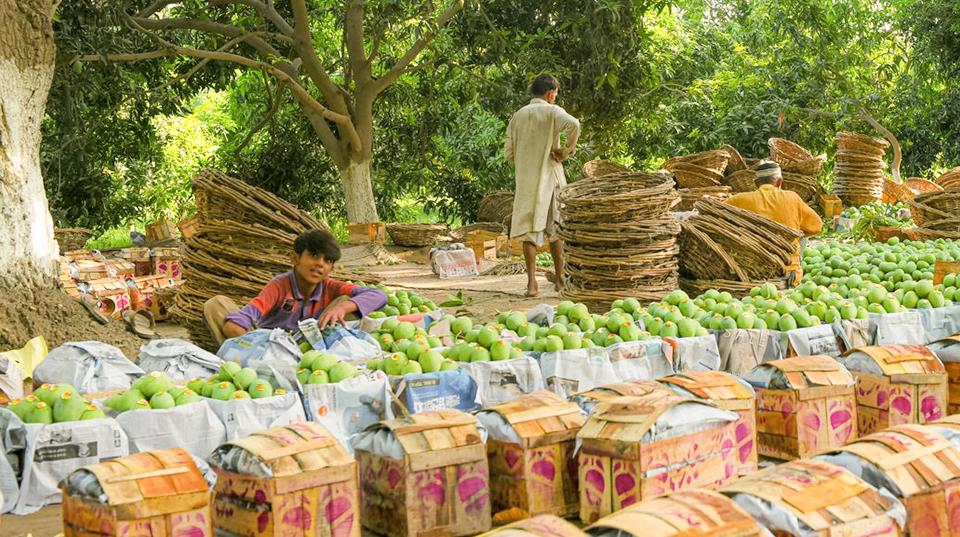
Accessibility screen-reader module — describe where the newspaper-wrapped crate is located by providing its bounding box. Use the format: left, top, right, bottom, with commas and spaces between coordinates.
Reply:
481, 514, 585, 537
720, 459, 904, 537
840, 344, 947, 435
818, 424, 960, 536
585, 490, 765, 537
209, 422, 360, 537
353, 409, 490, 537
660, 371, 757, 476
743, 355, 857, 460
576, 391, 739, 523
570, 380, 671, 416
478, 391, 583, 518
61, 448, 212, 537
928, 335, 960, 414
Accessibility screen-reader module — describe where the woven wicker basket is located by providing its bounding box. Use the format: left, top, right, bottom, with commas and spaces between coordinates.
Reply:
671, 162, 723, 188
768, 138, 813, 163
54, 227, 94, 253
448, 222, 506, 242
386, 223, 448, 247
904, 177, 943, 196
837, 131, 889, 149
883, 179, 915, 204
582, 160, 630, 178
677, 186, 732, 211
724, 169, 757, 193
936, 167, 960, 189
663, 150, 729, 175
721, 145, 746, 174
781, 156, 826, 176
781, 173, 820, 202
477, 191, 514, 230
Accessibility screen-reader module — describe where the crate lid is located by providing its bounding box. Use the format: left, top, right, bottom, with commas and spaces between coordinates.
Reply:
933, 414, 960, 429
483, 514, 585, 537
660, 371, 754, 402
843, 345, 945, 378
577, 380, 671, 402
577, 391, 701, 443
227, 422, 352, 477
484, 391, 584, 441
80, 448, 207, 509
721, 459, 896, 532
375, 408, 482, 457
586, 490, 764, 537
755, 355, 855, 389
833, 425, 960, 497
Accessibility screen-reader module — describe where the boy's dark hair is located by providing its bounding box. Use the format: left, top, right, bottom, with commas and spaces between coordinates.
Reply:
294, 229, 341, 262
530, 74, 560, 96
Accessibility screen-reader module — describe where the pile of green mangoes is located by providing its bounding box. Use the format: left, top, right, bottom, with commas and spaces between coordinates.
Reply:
188, 363, 286, 400
295, 351, 360, 385
367, 287, 438, 318
8, 384, 106, 423
105, 371, 203, 411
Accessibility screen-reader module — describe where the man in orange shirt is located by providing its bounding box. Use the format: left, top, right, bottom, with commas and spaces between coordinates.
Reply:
726, 160, 823, 285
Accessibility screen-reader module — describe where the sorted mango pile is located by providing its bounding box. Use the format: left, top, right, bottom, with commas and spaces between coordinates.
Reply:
8, 385, 105, 423
295, 350, 360, 384
367, 288, 438, 318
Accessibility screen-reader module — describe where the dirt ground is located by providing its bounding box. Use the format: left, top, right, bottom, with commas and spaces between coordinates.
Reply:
1, 255, 558, 534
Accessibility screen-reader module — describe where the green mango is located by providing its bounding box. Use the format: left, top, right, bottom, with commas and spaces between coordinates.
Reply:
175, 389, 201, 406
149, 391, 176, 409
53, 391, 87, 422
80, 404, 106, 420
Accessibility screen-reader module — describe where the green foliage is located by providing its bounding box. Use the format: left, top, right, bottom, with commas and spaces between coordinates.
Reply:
85, 226, 136, 250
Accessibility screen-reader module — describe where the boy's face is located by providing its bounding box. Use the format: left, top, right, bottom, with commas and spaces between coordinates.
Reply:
292, 251, 333, 287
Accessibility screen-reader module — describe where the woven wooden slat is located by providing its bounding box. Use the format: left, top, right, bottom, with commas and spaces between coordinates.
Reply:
759, 356, 856, 389
83, 448, 207, 509
227, 422, 352, 477
486, 391, 584, 441
660, 371, 754, 401
585, 490, 765, 537
845, 345, 945, 379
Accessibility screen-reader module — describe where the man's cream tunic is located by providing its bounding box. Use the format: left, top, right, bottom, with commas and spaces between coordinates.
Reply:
504, 98, 580, 247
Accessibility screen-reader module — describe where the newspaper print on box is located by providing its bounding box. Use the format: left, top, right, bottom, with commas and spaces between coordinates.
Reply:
744, 355, 857, 460
840, 344, 947, 435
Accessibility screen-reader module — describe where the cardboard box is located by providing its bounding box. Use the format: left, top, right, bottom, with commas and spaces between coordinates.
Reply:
211, 422, 361, 537
61, 447, 212, 537
153, 257, 182, 280
828, 425, 960, 537
570, 380, 671, 417
146, 220, 178, 242
720, 460, 902, 537
819, 193, 843, 218
585, 490, 765, 536
576, 391, 738, 523
468, 238, 499, 264
75, 259, 109, 281
840, 345, 948, 436
660, 371, 758, 476
177, 215, 199, 239
120, 247, 151, 263
104, 259, 136, 279
481, 391, 584, 518
355, 409, 491, 537
348, 222, 386, 245
88, 278, 132, 319
749, 356, 858, 460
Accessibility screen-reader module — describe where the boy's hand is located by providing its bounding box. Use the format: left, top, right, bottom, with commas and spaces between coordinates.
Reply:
318, 300, 357, 329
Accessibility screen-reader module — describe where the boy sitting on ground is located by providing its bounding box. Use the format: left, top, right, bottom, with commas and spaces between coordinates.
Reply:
203, 229, 388, 346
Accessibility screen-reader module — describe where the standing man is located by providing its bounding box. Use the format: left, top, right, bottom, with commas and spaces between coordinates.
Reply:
504, 74, 581, 297
726, 160, 823, 286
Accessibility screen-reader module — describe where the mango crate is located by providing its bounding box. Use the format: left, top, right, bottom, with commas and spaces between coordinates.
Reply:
354, 409, 491, 537
584, 490, 765, 537
720, 459, 902, 536
576, 391, 738, 523
570, 380, 671, 416
840, 344, 947, 435
479, 391, 584, 518
479, 514, 584, 537
660, 371, 757, 476
61, 447, 213, 537
928, 335, 960, 414
743, 355, 857, 460
821, 424, 960, 537
209, 422, 360, 537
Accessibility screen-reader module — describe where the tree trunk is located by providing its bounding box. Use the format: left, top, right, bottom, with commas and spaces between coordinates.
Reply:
0, 0, 59, 289
340, 158, 380, 223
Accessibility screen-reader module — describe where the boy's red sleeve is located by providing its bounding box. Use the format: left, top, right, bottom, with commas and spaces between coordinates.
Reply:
225, 279, 283, 329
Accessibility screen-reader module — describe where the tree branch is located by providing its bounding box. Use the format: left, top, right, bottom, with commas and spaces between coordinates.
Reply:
860, 108, 902, 183
76, 50, 176, 62
235, 76, 284, 156
290, 0, 351, 115
208, 0, 295, 36
345, 0, 370, 85
372, 0, 464, 94
137, 0, 175, 18
132, 16, 287, 59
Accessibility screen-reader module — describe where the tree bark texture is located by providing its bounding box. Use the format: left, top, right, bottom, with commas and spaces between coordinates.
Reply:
0, 0, 59, 289
341, 159, 379, 224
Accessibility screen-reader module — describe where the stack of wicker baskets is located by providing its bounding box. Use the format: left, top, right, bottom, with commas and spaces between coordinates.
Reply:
477, 191, 515, 232
558, 171, 681, 310
910, 188, 960, 240
768, 138, 825, 203
678, 198, 802, 295
171, 169, 330, 349
935, 167, 960, 189
582, 159, 631, 178
661, 150, 733, 210
833, 132, 889, 206
54, 227, 94, 254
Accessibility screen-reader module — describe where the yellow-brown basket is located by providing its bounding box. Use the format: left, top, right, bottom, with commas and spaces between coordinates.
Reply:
386, 223, 448, 247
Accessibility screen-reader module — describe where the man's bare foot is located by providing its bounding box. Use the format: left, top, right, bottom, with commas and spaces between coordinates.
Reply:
554, 278, 564, 293
526, 281, 539, 297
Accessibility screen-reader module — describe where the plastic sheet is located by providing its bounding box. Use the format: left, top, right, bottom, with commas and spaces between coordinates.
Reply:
33, 341, 144, 393
138, 338, 221, 381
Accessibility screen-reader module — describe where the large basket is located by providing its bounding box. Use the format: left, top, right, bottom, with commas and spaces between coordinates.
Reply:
386, 223, 448, 247
781, 172, 820, 202
721, 144, 747, 173
837, 131, 889, 151
883, 179, 915, 204
670, 162, 723, 188
582, 159, 630, 178
910, 188, 960, 226
904, 177, 943, 196
478, 191, 515, 230
782, 156, 826, 176
448, 222, 506, 242
935, 167, 960, 189
724, 169, 757, 193
54, 227, 94, 253
677, 186, 732, 211
663, 150, 729, 175
768, 138, 813, 163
